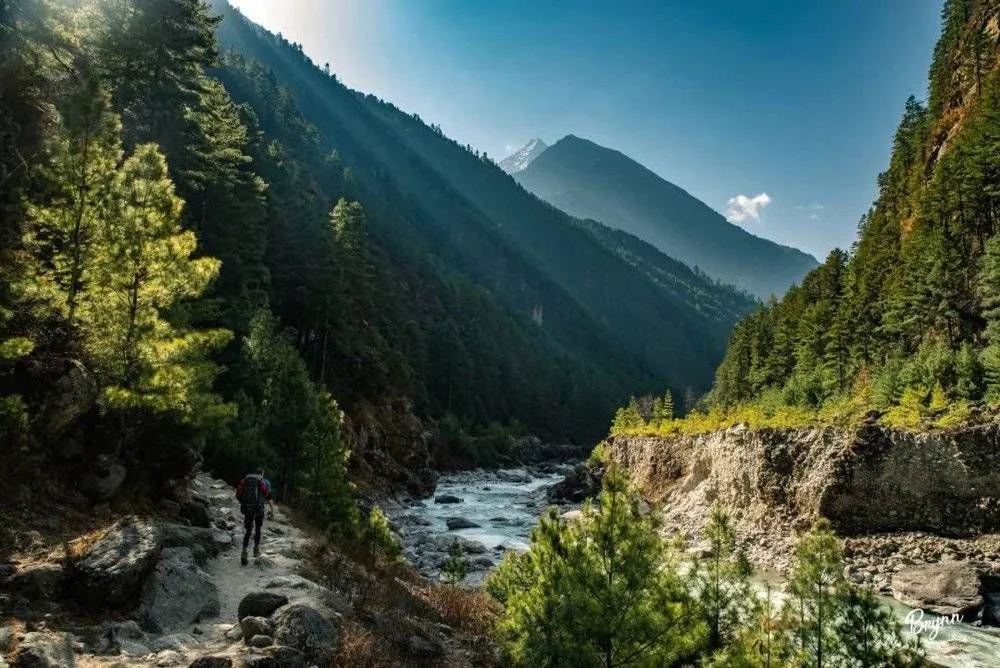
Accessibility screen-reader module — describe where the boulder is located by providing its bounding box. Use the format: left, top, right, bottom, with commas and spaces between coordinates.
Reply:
241, 657, 278, 668
188, 657, 232, 668
180, 501, 211, 529
237, 592, 288, 621
263, 646, 305, 668
249, 634, 273, 648
434, 494, 462, 504
0, 626, 15, 653
78, 463, 127, 503
159, 524, 232, 563
35, 359, 97, 443
548, 461, 602, 503
984, 592, 1000, 626
95, 620, 145, 656
9, 564, 64, 600
13, 631, 75, 668
72, 517, 161, 607
138, 547, 220, 633
240, 616, 273, 641
891, 561, 983, 618
271, 604, 340, 666
155, 650, 183, 667
445, 517, 480, 530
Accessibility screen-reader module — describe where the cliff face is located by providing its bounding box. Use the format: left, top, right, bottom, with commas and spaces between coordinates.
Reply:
605, 423, 1000, 566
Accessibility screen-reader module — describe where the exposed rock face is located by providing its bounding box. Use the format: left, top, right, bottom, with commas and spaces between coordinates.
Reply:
14, 631, 75, 668
237, 592, 288, 621
34, 359, 97, 444
71, 516, 161, 607
271, 604, 340, 666
606, 423, 1000, 546
138, 547, 220, 633
891, 561, 984, 618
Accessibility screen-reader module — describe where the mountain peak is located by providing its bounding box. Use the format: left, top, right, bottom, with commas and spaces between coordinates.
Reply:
500, 138, 548, 174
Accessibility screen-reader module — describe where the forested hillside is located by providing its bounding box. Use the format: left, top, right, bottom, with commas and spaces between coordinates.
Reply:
622, 0, 1000, 433
210, 0, 755, 405
0, 0, 755, 516
515, 135, 819, 298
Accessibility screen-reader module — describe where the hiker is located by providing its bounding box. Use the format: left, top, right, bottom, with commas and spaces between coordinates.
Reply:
236, 468, 274, 566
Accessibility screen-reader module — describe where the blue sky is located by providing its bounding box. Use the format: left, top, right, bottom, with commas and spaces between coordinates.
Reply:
228, 0, 943, 259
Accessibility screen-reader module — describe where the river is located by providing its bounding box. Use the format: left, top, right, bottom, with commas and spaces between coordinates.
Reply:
385, 465, 1000, 667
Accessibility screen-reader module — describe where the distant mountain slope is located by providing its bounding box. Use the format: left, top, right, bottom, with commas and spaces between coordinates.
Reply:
515, 135, 818, 297
500, 138, 547, 173
211, 0, 755, 418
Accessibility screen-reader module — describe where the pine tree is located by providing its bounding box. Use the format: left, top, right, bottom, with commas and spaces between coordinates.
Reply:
442, 538, 469, 585
80, 142, 231, 424
491, 469, 705, 667
783, 520, 845, 667
23, 69, 122, 327
693, 504, 753, 651
979, 234, 1000, 400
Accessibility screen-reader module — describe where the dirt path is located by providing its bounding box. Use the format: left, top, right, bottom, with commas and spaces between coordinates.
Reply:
79, 474, 330, 667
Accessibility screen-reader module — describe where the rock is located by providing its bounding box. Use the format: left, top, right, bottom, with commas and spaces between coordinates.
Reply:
445, 517, 480, 530
188, 657, 232, 668
224, 624, 244, 641
240, 617, 274, 641
496, 470, 531, 484
78, 463, 128, 503
489, 516, 509, 524
138, 547, 220, 633
891, 561, 983, 618
237, 592, 288, 621
0, 626, 14, 653
72, 517, 160, 607
434, 494, 462, 504
241, 657, 278, 668
14, 631, 75, 668
155, 650, 183, 666
549, 461, 602, 503
159, 524, 232, 563
405, 634, 445, 658
263, 646, 305, 668
983, 592, 1000, 626
149, 634, 197, 653
180, 501, 211, 529
271, 604, 340, 666
35, 359, 97, 443
461, 539, 487, 555
9, 564, 64, 600
95, 620, 145, 655
249, 634, 273, 648
472, 556, 494, 568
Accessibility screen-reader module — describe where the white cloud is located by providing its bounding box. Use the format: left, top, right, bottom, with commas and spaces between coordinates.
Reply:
725, 192, 772, 223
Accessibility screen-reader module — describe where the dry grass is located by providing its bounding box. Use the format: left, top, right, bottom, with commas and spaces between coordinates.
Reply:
335, 620, 395, 668
419, 584, 499, 637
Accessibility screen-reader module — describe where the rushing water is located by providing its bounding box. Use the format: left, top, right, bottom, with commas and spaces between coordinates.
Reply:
389, 466, 1000, 667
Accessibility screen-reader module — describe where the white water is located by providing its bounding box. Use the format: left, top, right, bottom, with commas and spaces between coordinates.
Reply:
395, 466, 1000, 667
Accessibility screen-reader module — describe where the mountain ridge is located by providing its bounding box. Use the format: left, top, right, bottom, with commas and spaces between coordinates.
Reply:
515, 134, 818, 297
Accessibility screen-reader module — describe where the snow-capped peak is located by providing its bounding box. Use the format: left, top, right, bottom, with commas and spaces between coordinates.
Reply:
500, 138, 548, 174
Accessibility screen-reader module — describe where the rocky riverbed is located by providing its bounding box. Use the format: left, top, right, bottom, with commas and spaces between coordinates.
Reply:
381, 463, 579, 585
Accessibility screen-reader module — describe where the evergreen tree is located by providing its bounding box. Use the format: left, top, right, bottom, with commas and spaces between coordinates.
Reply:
22, 68, 121, 327
979, 234, 1000, 399
442, 538, 469, 585
693, 504, 753, 651
783, 520, 845, 667
491, 470, 705, 667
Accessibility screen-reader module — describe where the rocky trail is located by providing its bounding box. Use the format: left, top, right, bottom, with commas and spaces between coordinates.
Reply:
3, 474, 352, 667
